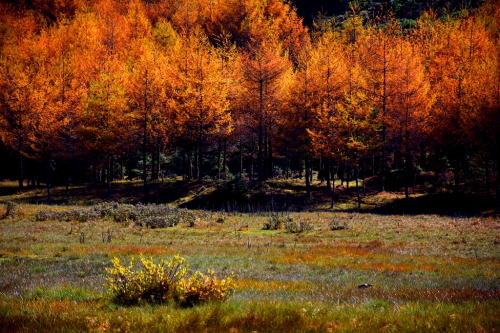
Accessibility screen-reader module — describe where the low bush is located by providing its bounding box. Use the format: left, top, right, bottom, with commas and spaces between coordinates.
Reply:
106, 254, 235, 306
143, 216, 177, 228
35, 202, 197, 226
105, 254, 188, 305
179, 269, 236, 305
263, 215, 292, 230
215, 212, 226, 223
285, 220, 313, 233
329, 221, 348, 230
2, 201, 18, 218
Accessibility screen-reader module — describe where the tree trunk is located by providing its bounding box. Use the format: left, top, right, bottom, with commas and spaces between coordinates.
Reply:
497, 151, 500, 212
110, 155, 114, 182
151, 149, 156, 181
217, 137, 222, 180
356, 166, 361, 209
46, 161, 51, 202
326, 158, 331, 191
120, 155, 124, 180
188, 150, 193, 180
107, 156, 112, 197
194, 147, 199, 180
198, 136, 203, 181
381, 150, 386, 192
454, 162, 461, 215
250, 153, 254, 181
404, 155, 410, 212
319, 155, 323, 182
264, 129, 268, 180
143, 143, 147, 191
372, 155, 375, 177
156, 147, 161, 180
258, 79, 264, 180
486, 154, 490, 197
239, 133, 243, 178
330, 160, 335, 208
66, 162, 70, 196
223, 137, 227, 180
285, 158, 289, 179
341, 162, 345, 185
362, 158, 366, 196
182, 150, 186, 180
268, 136, 273, 179
19, 150, 24, 190
305, 157, 311, 199
346, 164, 350, 193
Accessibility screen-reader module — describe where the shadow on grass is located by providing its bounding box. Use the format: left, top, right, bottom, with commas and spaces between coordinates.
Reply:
0, 178, 498, 217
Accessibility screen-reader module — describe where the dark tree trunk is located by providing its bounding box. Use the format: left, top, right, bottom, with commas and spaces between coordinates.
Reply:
356, 166, 361, 209
182, 150, 186, 180
156, 147, 161, 179
46, 161, 51, 202
217, 137, 222, 180
194, 148, 199, 180
326, 158, 331, 191
497, 151, 500, 211
330, 160, 335, 208
250, 154, 254, 181
198, 138, 203, 181
341, 162, 345, 185
372, 155, 375, 177
107, 156, 112, 197
223, 137, 227, 180
110, 155, 114, 182
120, 155, 124, 180
346, 164, 350, 193
264, 129, 268, 180
454, 162, 461, 215
239, 133, 243, 178
319, 155, 323, 182
143, 141, 147, 191
362, 158, 366, 196
188, 150, 193, 180
381, 150, 386, 192
268, 136, 273, 179
285, 158, 289, 179
152, 149, 156, 181
258, 79, 264, 180
305, 157, 311, 199
486, 154, 490, 197
19, 150, 24, 190
66, 162, 70, 196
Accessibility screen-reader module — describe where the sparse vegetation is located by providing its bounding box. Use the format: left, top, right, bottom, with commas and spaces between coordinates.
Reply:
0, 182, 499, 332
35, 202, 196, 226
263, 214, 292, 230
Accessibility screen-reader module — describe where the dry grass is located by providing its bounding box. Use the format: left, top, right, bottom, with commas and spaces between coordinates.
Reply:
0, 183, 499, 331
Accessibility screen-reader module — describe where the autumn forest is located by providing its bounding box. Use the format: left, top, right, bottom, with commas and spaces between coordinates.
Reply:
1, 0, 500, 213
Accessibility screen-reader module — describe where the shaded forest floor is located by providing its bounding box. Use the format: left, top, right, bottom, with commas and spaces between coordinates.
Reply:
1, 177, 498, 217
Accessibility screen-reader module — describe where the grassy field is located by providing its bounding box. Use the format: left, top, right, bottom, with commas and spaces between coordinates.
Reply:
0, 181, 500, 332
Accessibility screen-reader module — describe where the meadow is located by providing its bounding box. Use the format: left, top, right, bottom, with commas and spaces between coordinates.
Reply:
0, 181, 500, 332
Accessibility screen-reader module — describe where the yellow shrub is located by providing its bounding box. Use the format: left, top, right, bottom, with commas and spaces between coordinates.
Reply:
179, 269, 236, 304
105, 254, 188, 305
105, 255, 235, 306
